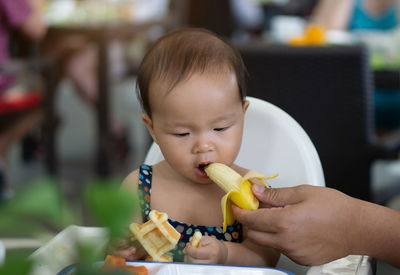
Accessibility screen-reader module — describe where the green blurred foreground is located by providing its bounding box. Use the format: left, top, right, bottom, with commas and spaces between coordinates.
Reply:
0, 177, 138, 275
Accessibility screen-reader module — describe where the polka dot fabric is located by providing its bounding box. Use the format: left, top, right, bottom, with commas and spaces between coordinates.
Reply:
137, 164, 243, 262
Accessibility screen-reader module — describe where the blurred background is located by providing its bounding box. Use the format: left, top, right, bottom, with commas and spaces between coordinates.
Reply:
1, 0, 400, 274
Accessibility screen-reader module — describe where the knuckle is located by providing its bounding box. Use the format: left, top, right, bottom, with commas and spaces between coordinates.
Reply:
266, 188, 280, 202
276, 217, 292, 232
279, 237, 297, 253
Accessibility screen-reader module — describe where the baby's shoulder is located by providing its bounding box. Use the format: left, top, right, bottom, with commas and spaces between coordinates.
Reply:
121, 168, 140, 191
121, 164, 155, 190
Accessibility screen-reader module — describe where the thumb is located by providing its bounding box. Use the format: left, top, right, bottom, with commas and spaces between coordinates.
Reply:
199, 236, 212, 247
253, 185, 303, 208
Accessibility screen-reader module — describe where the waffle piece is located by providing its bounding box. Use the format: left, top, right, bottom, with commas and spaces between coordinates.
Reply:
130, 210, 180, 262
189, 231, 202, 248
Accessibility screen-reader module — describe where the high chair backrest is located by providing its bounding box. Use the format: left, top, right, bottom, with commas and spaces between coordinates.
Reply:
144, 96, 325, 188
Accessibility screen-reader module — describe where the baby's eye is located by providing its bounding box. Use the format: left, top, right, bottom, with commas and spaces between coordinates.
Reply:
174, 133, 189, 137
214, 127, 228, 132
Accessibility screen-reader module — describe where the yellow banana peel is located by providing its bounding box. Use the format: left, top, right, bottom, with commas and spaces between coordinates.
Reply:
204, 163, 277, 232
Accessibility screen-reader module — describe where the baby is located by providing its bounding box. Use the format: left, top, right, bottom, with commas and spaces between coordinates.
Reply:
117, 28, 279, 266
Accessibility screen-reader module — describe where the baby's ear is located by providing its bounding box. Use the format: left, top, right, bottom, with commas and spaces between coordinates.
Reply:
142, 114, 157, 143
243, 99, 250, 113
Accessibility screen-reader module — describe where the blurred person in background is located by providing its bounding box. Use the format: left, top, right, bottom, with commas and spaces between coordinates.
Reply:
177, 0, 318, 41
230, 0, 265, 40
0, 0, 46, 199
40, 0, 129, 161
312, 0, 400, 31
40, 0, 99, 111
312, 0, 400, 131
260, 0, 318, 30
230, 0, 318, 41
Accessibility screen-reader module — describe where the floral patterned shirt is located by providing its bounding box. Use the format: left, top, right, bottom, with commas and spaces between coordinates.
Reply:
137, 164, 243, 262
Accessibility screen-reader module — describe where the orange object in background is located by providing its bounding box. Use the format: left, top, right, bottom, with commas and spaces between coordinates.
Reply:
288, 24, 326, 46
305, 25, 326, 45
101, 255, 148, 275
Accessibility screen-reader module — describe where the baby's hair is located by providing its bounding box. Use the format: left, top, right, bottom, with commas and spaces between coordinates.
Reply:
136, 28, 247, 116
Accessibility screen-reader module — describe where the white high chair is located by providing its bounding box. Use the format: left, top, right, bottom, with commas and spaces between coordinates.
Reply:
144, 96, 374, 275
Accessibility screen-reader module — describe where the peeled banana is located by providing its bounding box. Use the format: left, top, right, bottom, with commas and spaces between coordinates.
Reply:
205, 163, 277, 232
190, 231, 202, 248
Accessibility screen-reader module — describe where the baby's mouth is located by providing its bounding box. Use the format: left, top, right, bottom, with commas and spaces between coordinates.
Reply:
198, 164, 207, 171
198, 162, 212, 171
197, 162, 212, 177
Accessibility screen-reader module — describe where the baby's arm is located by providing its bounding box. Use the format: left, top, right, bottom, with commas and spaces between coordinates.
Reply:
184, 236, 227, 264
108, 169, 148, 260
185, 235, 279, 266
120, 169, 142, 222
224, 238, 280, 266
311, 0, 354, 30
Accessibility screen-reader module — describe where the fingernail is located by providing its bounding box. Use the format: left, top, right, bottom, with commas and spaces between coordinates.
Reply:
253, 184, 266, 194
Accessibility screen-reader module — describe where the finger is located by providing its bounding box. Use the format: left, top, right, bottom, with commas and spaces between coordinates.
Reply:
232, 205, 285, 232
131, 246, 148, 260
184, 246, 208, 260
183, 243, 199, 258
112, 247, 136, 259
253, 186, 304, 207
184, 238, 213, 260
185, 254, 213, 265
198, 236, 212, 247
245, 229, 281, 250
251, 183, 272, 208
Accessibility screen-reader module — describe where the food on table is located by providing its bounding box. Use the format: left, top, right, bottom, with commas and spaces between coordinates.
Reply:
101, 255, 148, 275
130, 210, 180, 262
205, 163, 277, 232
189, 231, 202, 248
288, 24, 326, 46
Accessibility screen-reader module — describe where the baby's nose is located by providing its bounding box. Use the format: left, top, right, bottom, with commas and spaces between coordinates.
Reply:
194, 141, 214, 154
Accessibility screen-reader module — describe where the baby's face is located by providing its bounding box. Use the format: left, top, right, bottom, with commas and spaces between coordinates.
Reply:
144, 72, 248, 184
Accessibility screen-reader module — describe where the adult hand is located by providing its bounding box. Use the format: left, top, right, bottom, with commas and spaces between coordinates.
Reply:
233, 184, 359, 266
184, 236, 228, 265
22, 0, 47, 40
